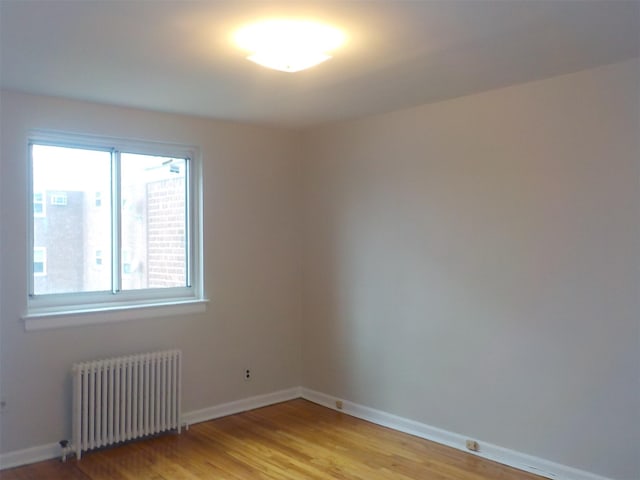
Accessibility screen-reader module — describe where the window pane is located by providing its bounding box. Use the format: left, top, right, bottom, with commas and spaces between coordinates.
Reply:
32, 145, 112, 294
120, 153, 187, 290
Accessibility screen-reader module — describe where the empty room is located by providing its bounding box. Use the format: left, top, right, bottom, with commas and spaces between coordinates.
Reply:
0, 1, 638, 479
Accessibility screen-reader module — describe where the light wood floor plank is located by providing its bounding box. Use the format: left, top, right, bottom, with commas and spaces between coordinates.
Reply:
0, 399, 544, 480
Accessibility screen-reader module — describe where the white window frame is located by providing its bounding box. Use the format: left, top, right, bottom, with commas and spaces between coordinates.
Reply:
24, 131, 207, 331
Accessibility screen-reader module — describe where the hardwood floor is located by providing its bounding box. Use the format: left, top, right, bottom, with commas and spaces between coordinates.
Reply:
0, 399, 544, 479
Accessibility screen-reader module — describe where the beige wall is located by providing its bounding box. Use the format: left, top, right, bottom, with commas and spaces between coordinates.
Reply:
1, 58, 639, 480
0, 92, 303, 453
300, 59, 640, 479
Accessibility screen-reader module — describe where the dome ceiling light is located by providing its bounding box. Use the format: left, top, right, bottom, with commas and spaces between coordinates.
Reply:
234, 19, 345, 73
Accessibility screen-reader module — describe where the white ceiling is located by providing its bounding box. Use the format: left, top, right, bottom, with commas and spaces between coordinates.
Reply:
1, 0, 638, 129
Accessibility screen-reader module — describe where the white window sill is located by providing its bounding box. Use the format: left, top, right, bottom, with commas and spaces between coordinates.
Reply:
22, 299, 209, 331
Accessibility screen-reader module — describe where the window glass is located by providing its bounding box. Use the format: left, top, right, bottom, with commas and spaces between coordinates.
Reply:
33, 247, 47, 275
33, 192, 45, 217
50, 193, 68, 205
32, 145, 112, 294
120, 153, 187, 290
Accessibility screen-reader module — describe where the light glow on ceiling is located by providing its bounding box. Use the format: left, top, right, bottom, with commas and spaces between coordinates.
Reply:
234, 20, 345, 73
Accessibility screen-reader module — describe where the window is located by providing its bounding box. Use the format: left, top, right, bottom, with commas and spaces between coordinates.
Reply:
33, 192, 45, 217
26, 132, 205, 329
50, 192, 68, 206
122, 249, 132, 275
33, 247, 47, 276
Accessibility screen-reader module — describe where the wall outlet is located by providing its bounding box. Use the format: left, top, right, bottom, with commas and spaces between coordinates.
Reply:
466, 439, 479, 452
244, 369, 251, 381
335, 400, 343, 410
0, 397, 6, 414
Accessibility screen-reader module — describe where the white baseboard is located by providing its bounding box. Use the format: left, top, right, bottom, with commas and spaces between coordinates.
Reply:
182, 386, 302, 425
0, 386, 616, 480
299, 388, 614, 480
0, 442, 61, 471
0, 386, 302, 471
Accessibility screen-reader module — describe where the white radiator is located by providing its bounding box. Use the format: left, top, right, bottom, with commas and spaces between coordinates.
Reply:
71, 349, 182, 459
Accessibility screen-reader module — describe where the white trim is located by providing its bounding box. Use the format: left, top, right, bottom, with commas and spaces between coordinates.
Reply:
299, 388, 615, 480
23, 298, 208, 331
0, 386, 617, 480
0, 443, 60, 470
183, 387, 302, 425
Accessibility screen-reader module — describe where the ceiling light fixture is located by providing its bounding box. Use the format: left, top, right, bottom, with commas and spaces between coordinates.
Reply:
234, 20, 345, 73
